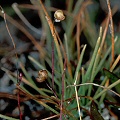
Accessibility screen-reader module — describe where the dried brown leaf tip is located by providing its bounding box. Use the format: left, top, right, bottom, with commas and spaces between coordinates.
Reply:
54, 10, 65, 22
36, 70, 48, 82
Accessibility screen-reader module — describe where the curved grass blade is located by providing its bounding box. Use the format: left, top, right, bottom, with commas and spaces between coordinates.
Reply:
103, 68, 120, 94
0, 114, 19, 120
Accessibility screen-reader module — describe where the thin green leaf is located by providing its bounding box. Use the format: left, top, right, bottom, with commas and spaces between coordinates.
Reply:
103, 68, 120, 94
0, 114, 19, 120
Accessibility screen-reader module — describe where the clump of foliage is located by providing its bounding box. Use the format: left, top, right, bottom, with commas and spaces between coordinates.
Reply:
0, 0, 120, 120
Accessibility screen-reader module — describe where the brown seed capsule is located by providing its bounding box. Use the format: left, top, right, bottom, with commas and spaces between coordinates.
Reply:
36, 70, 48, 82
54, 10, 65, 22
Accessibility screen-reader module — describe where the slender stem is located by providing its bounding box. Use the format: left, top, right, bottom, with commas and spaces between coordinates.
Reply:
76, 10, 81, 60
107, 0, 115, 64
17, 73, 23, 120
67, 82, 120, 98
0, 7, 22, 120
60, 59, 67, 120
39, 0, 63, 72
74, 72, 82, 120
52, 40, 55, 89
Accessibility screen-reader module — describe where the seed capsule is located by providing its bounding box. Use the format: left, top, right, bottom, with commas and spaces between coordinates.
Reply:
54, 10, 65, 22
36, 70, 48, 82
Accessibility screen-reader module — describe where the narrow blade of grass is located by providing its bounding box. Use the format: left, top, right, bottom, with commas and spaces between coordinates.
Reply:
0, 114, 19, 120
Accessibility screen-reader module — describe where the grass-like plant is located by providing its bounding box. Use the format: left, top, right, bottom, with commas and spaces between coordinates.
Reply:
0, 0, 120, 120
